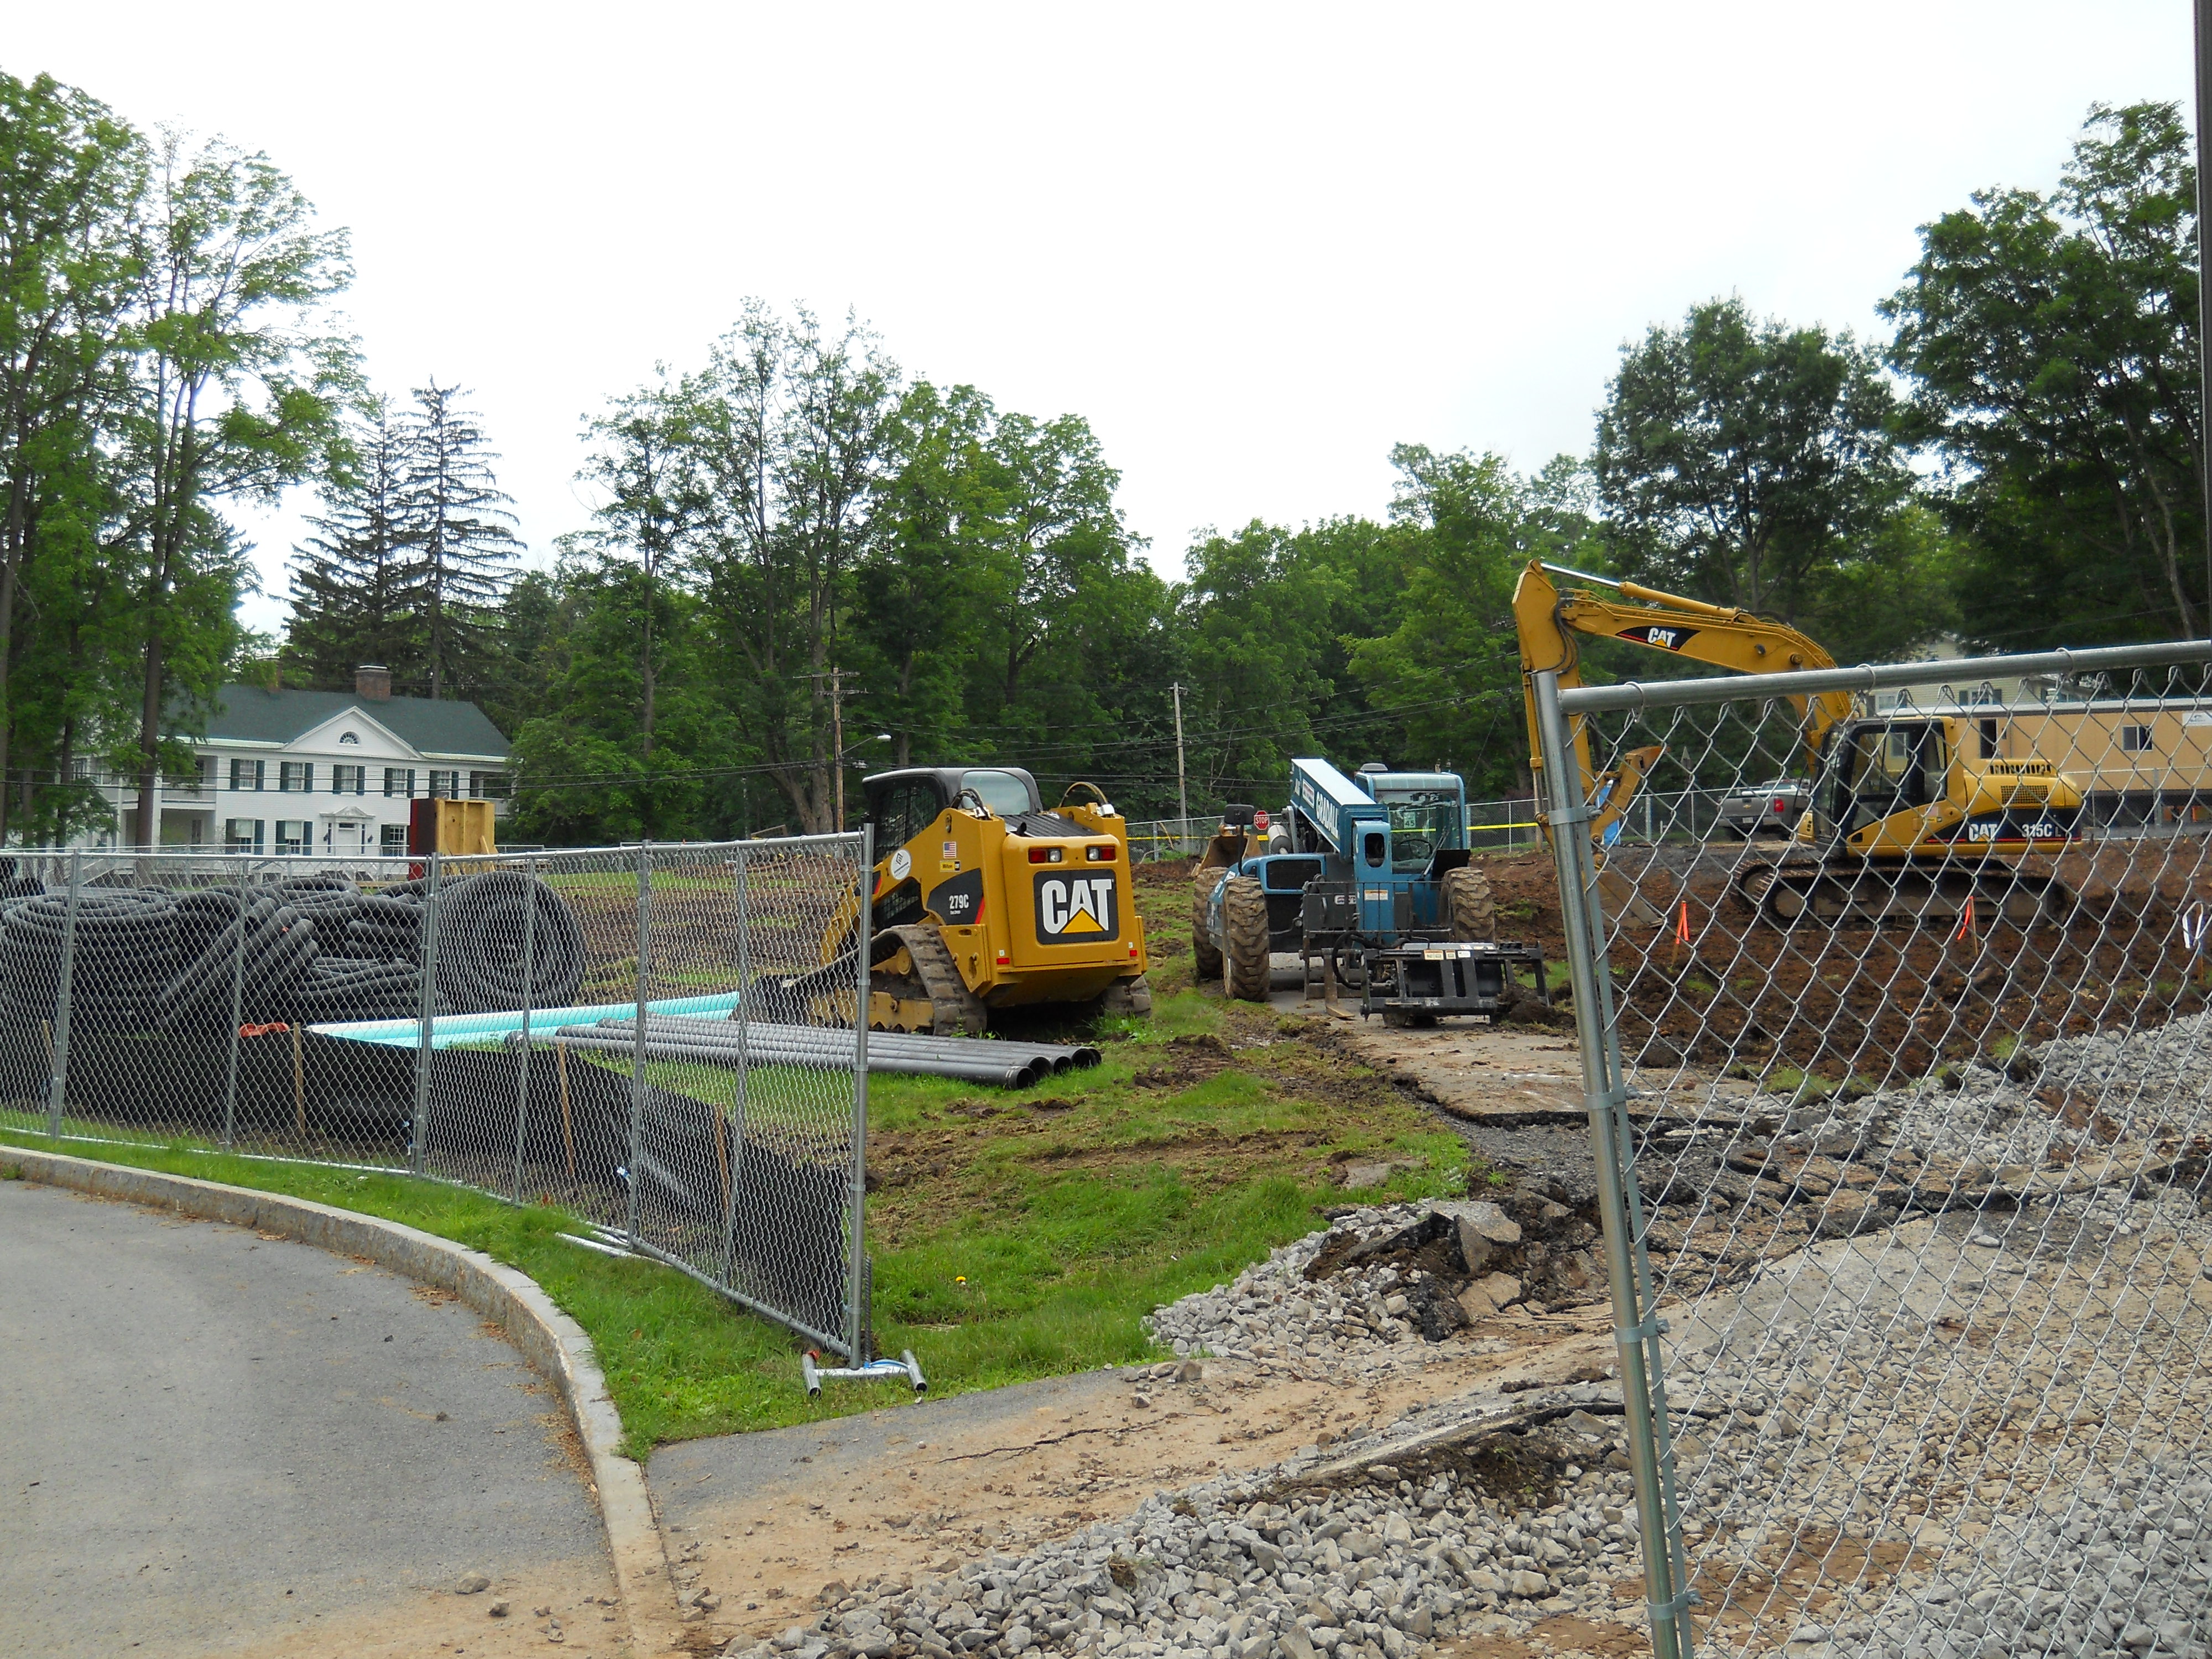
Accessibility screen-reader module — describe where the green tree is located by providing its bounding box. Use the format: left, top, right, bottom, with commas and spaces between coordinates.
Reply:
690, 303, 897, 832
505, 559, 722, 843
404, 379, 520, 698
0, 70, 140, 840
1345, 448, 1587, 796
1592, 295, 1939, 664
852, 381, 998, 768
570, 368, 706, 775
1177, 520, 1348, 797
283, 399, 415, 687
1885, 101, 2203, 646
116, 128, 356, 844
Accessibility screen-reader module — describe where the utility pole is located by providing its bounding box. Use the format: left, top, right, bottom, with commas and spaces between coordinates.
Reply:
1170, 681, 1189, 845
804, 667, 860, 830
2198, 0, 2212, 633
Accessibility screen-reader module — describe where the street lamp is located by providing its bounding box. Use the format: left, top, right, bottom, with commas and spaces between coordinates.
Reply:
837, 735, 895, 829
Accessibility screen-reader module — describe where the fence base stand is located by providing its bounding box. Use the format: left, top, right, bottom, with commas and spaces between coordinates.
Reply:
801, 1349, 925, 1399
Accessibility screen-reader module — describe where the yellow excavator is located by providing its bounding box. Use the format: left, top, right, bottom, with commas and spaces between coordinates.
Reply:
1513, 561, 2083, 925
775, 766, 1152, 1034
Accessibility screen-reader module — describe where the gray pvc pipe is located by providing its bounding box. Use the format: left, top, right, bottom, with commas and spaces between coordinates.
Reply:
612, 1014, 1100, 1071
587, 1021, 1055, 1086
523, 1029, 1044, 1089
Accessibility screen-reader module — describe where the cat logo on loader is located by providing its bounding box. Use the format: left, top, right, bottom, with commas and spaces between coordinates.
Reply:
1036, 874, 1119, 942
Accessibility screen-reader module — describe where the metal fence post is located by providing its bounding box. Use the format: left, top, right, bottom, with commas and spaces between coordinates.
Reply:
717, 844, 750, 1290
509, 855, 539, 1203
1533, 669, 1694, 1659
847, 825, 874, 1364
45, 848, 82, 1137
626, 840, 650, 1245
220, 858, 249, 1149
410, 851, 442, 1176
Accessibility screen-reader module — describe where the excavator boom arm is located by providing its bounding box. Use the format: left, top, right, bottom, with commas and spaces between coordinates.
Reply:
1514, 561, 1851, 831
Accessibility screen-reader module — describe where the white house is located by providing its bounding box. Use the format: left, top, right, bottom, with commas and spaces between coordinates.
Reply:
76, 666, 513, 854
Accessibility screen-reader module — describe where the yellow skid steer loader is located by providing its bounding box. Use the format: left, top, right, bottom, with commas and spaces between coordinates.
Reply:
779, 767, 1153, 1034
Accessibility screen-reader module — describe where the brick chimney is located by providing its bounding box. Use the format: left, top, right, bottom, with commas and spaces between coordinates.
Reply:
355, 664, 392, 701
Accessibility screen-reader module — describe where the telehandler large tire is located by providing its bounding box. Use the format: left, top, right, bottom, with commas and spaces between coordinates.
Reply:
1192, 873, 1224, 979
1443, 866, 1496, 942
1220, 875, 1271, 1001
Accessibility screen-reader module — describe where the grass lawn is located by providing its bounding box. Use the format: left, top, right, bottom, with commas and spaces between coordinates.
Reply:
0, 860, 1471, 1454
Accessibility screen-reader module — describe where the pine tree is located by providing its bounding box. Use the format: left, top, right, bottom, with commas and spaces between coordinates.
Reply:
402, 380, 520, 698
284, 401, 421, 688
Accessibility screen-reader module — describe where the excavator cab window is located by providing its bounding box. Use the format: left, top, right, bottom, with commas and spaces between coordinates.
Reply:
1361, 831, 1386, 868
1839, 721, 1945, 834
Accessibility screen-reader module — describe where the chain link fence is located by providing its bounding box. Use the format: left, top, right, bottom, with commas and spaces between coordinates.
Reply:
1536, 642, 2212, 1659
0, 833, 876, 1360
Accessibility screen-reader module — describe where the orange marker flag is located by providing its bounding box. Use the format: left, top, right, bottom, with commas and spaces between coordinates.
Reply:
1952, 896, 1975, 942
1676, 900, 1693, 945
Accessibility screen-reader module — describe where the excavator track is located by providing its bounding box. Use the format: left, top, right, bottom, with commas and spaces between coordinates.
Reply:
1736, 857, 2067, 927
873, 922, 987, 1035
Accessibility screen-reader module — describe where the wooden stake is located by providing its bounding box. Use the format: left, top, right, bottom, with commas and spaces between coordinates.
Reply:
293, 1021, 306, 1140
557, 1041, 576, 1185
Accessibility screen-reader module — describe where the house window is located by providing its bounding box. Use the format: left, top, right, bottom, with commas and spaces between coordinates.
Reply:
225, 817, 264, 853
384, 766, 414, 797
275, 819, 311, 854
279, 761, 313, 792
2120, 724, 2155, 754
468, 770, 512, 800
380, 823, 408, 856
229, 758, 264, 791
332, 764, 366, 794
339, 731, 360, 745
429, 770, 459, 799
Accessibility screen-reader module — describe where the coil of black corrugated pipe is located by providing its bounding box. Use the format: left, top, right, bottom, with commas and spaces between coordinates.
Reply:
293, 957, 434, 1021
427, 870, 585, 1013
345, 892, 425, 960
1, 889, 180, 1032
154, 894, 321, 1031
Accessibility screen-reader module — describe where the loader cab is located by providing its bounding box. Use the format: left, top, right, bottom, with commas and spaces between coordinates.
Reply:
863, 766, 1044, 854
1352, 769, 1472, 879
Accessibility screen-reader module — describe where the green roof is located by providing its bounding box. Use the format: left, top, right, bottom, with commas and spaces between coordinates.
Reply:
194, 684, 510, 760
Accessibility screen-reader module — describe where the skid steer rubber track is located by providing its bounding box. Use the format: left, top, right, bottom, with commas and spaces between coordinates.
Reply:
1192, 872, 1224, 979
875, 922, 987, 1035
1220, 875, 1271, 1001
1442, 866, 1496, 942
1100, 974, 1154, 1017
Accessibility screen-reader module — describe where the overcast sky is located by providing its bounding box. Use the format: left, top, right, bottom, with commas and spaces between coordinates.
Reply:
12, 2, 2195, 634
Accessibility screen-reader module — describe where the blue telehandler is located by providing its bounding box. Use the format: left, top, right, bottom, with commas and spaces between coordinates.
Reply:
1191, 758, 1509, 1014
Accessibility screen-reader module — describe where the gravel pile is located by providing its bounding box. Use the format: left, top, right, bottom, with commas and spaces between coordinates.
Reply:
1657, 1170, 2212, 1658
724, 1377, 1650, 1659
1141, 1201, 1547, 1379
1143, 1208, 1420, 1373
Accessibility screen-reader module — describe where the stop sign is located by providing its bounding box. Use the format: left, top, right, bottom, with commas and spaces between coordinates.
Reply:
1253, 808, 1271, 833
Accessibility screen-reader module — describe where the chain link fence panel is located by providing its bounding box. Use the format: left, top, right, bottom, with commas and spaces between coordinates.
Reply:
0, 833, 874, 1360
1535, 648, 2212, 1658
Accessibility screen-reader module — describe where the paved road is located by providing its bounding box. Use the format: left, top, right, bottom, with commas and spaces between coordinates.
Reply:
0, 1178, 621, 1658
